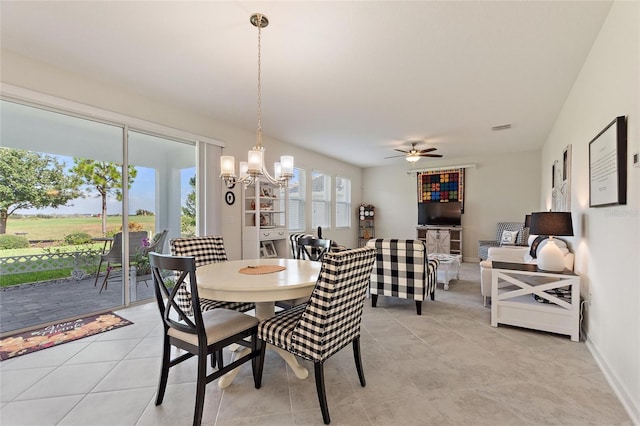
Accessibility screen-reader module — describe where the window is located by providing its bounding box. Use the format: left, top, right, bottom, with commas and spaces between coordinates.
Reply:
335, 176, 351, 228
312, 171, 331, 229
288, 167, 305, 231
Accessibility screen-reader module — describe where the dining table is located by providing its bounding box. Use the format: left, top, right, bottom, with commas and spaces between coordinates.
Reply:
196, 258, 322, 388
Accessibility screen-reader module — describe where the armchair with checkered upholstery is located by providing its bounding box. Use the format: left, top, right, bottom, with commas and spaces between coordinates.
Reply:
256, 246, 376, 425
366, 239, 439, 315
169, 236, 255, 315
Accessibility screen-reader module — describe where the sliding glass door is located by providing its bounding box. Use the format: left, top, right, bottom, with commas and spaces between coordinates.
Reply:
0, 100, 195, 334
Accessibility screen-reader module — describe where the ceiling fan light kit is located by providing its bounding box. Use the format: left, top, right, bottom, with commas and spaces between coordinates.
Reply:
384, 142, 443, 162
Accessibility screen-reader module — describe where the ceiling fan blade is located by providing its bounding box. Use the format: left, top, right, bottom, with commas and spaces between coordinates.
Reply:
420, 153, 443, 158
384, 154, 407, 159
394, 149, 409, 154
418, 147, 437, 154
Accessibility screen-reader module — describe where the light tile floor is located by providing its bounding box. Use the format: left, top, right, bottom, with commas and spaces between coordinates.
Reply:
0, 263, 632, 425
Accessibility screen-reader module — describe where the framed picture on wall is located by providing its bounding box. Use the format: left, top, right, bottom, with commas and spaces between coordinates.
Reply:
589, 116, 627, 207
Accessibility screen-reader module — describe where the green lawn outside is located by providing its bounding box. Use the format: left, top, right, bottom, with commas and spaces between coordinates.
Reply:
3, 215, 156, 243
1, 216, 156, 286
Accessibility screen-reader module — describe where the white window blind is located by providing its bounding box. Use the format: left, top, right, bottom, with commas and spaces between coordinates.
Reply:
288, 167, 305, 231
335, 176, 351, 228
312, 171, 331, 229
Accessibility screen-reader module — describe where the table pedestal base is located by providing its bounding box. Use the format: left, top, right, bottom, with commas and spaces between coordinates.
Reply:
218, 301, 309, 388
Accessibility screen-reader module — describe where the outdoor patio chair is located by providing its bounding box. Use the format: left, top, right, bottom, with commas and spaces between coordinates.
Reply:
97, 231, 148, 293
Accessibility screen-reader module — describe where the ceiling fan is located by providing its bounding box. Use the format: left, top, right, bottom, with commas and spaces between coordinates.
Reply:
385, 142, 443, 162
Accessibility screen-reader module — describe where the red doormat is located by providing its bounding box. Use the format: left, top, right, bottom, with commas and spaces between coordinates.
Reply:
0, 312, 133, 361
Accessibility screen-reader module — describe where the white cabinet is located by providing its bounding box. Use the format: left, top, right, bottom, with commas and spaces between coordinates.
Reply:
242, 180, 289, 259
417, 226, 463, 256
491, 262, 580, 341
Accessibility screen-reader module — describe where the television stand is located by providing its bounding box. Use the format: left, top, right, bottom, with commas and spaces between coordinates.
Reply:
417, 226, 463, 257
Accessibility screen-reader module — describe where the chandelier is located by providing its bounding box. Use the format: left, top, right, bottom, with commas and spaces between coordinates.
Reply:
220, 13, 294, 188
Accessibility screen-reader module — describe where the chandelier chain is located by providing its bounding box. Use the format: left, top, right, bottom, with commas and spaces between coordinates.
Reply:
256, 14, 263, 148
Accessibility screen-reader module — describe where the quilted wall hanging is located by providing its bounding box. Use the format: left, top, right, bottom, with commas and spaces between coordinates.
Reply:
417, 169, 464, 205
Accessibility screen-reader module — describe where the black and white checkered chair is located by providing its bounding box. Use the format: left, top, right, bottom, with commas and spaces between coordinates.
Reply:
256, 246, 376, 425
170, 236, 255, 316
366, 239, 439, 315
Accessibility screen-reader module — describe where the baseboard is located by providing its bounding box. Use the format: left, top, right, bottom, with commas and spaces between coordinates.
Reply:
585, 334, 640, 425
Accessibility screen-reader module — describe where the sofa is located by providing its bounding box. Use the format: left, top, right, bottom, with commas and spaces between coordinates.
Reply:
479, 236, 574, 306
477, 221, 529, 260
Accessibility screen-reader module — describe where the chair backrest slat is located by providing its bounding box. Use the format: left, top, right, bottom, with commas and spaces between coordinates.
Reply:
297, 237, 332, 262
149, 252, 203, 337
289, 232, 313, 259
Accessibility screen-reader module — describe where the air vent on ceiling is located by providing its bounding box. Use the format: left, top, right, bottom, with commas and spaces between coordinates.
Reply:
491, 124, 512, 131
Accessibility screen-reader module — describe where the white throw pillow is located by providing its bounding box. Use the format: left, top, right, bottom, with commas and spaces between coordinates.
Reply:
500, 230, 519, 245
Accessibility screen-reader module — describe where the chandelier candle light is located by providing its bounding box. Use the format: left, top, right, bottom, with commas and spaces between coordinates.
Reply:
220, 13, 294, 187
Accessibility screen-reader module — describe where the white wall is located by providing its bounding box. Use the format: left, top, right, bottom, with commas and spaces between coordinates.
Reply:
363, 151, 541, 261
539, 2, 639, 422
0, 50, 363, 260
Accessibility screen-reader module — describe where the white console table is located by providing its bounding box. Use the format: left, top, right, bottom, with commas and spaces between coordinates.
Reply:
491, 262, 580, 342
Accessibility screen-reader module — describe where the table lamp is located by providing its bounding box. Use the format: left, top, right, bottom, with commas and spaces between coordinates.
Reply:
529, 212, 573, 271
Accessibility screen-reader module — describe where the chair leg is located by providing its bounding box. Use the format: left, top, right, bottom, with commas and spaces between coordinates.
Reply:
252, 337, 263, 389
314, 362, 330, 425
193, 351, 207, 426
155, 336, 171, 406
415, 301, 422, 316
93, 258, 104, 287
98, 263, 112, 293
430, 288, 435, 301
352, 337, 366, 387
255, 339, 267, 389
371, 294, 378, 308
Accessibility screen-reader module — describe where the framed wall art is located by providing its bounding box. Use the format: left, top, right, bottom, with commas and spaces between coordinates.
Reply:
552, 145, 571, 212
417, 168, 465, 211
589, 116, 627, 207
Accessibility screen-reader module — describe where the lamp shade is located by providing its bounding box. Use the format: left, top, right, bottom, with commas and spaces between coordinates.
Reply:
524, 214, 531, 228
529, 212, 573, 236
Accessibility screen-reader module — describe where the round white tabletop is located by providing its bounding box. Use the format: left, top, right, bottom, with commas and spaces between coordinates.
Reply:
196, 258, 321, 305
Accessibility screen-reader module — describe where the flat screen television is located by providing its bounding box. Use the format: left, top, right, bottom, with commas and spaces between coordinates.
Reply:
418, 202, 462, 226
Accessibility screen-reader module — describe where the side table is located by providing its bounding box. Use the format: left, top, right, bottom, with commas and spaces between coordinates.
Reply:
428, 253, 461, 290
491, 262, 580, 341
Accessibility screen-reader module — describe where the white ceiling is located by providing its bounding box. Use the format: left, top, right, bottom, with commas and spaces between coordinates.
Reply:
0, 1, 612, 168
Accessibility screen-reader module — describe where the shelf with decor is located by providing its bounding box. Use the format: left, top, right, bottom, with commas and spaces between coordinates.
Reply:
242, 179, 289, 259
358, 204, 375, 247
